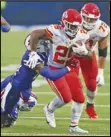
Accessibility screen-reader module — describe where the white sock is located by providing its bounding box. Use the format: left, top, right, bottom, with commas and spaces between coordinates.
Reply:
87, 89, 97, 104
48, 96, 65, 112
71, 101, 84, 126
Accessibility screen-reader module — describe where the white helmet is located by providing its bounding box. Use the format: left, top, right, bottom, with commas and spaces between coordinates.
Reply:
18, 92, 37, 111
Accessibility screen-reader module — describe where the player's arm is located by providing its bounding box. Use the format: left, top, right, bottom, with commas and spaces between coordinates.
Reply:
1, 16, 11, 32
35, 64, 70, 81
98, 35, 108, 68
26, 28, 52, 69
96, 33, 109, 86
72, 40, 92, 59
30, 29, 51, 51
84, 40, 92, 59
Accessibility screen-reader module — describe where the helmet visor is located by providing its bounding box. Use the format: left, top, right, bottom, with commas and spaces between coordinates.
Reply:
82, 15, 98, 23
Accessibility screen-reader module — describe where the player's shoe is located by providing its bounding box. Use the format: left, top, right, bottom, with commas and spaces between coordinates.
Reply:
85, 104, 98, 119
69, 125, 88, 133
43, 105, 56, 128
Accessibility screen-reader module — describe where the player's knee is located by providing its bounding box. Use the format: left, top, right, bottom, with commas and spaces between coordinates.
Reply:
72, 89, 85, 103
74, 95, 85, 103
87, 79, 97, 91
63, 94, 72, 103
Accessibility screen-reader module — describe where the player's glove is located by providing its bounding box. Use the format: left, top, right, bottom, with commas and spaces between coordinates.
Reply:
96, 68, 104, 86
72, 42, 88, 56
66, 57, 80, 69
24, 51, 42, 69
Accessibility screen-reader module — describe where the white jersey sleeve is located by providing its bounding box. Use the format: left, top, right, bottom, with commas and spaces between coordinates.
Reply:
45, 24, 61, 39
96, 20, 110, 40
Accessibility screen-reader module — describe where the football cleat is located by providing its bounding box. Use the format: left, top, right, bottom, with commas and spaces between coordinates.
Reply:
69, 125, 88, 133
85, 104, 98, 119
43, 105, 56, 128
1, 106, 18, 128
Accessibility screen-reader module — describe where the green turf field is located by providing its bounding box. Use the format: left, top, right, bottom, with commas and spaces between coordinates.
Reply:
1, 32, 110, 136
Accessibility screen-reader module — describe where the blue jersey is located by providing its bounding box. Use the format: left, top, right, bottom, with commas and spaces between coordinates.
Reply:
12, 50, 47, 90
1, 41, 69, 115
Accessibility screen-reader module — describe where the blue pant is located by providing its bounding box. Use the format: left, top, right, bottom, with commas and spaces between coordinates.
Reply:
1, 75, 20, 114
1, 75, 32, 114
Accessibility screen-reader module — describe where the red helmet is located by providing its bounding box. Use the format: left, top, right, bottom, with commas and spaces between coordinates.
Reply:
61, 9, 82, 37
81, 3, 101, 30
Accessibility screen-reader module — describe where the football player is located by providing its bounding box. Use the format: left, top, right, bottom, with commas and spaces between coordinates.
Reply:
1, 16, 11, 32
27, 9, 91, 133
1, 40, 72, 128
72, 3, 110, 119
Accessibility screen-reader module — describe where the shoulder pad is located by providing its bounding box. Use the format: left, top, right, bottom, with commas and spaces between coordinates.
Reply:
77, 28, 89, 42
97, 20, 110, 38
45, 24, 61, 38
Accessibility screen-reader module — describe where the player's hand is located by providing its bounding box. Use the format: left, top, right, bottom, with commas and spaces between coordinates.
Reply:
66, 57, 80, 73
72, 43, 88, 56
96, 69, 104, 86
24, 51, 42, 69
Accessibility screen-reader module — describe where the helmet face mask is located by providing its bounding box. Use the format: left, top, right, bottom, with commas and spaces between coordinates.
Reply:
81, 3, 101, 30
82, 14, 100, 30
63, 20, 81, 37
61, 9, 82, 38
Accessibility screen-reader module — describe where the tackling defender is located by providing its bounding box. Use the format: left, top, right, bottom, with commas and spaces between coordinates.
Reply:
27, 9, 91, 133
1, 40, 72, 128
72, 3, 110, 119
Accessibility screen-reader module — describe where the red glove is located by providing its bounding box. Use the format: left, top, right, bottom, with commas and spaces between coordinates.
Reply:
66, 56, 80, 75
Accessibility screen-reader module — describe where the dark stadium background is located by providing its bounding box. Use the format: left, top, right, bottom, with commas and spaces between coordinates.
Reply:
1, 2, 110, 26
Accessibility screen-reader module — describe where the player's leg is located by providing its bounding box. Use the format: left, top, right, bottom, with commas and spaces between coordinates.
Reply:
80, 52, 98, 119
65, 71, 88, 133
44, 75, 72, 128
1, 82, 20, 127
1, 104, 19, 128
1, 75, 13, 96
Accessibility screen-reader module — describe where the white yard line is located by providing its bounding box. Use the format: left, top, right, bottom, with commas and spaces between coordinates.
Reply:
1, 78, 110, 88
35, 92, 110, 96
18, 116, 110, 121
36, 103, 110, 107
1, 60, 110, 88
1, 133, 110, 136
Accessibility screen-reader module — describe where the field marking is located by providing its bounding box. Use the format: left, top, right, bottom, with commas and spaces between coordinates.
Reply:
35, 92, 110, 96
36, 103, 110, 108
1, 78, 47, 88
1, 64, 20, 71
1, 60, 110, 72
1, 63, 110, 88
1, 77, 110, 88
18, 116, 110, 121
1, 133, 110, 136
1, 78, 110, 88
